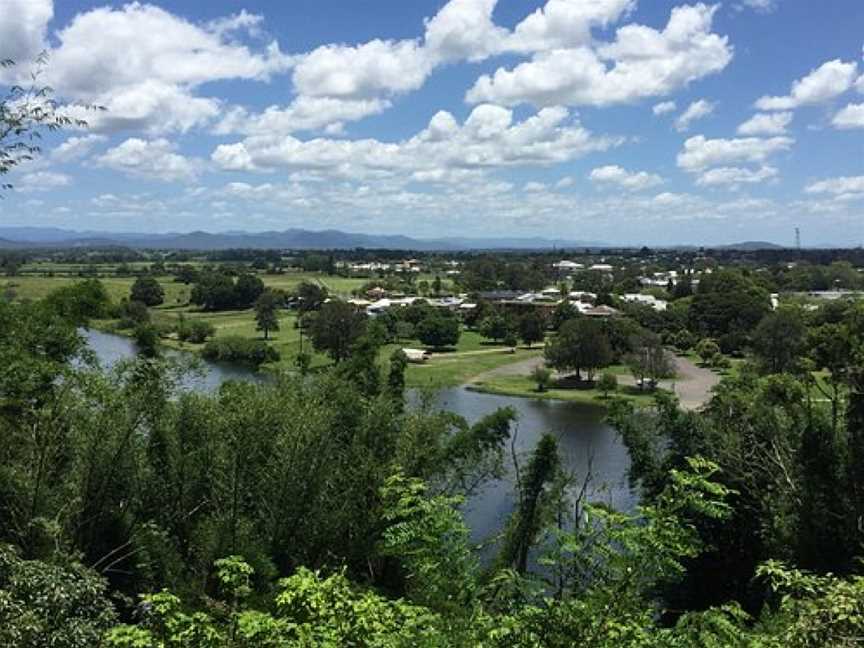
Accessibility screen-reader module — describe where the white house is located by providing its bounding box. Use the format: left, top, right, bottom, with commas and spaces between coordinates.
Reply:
622, 294, 668, 311
553, 260, 584, 272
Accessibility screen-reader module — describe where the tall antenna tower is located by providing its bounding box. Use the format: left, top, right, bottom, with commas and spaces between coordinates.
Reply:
795, 227, 801, 251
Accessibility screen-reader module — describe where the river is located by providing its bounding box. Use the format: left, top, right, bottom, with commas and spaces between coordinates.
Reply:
83, 329, 634, 541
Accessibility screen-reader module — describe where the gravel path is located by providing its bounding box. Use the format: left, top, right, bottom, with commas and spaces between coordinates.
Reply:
619, 355, 720, 411
468, 352, 719, 411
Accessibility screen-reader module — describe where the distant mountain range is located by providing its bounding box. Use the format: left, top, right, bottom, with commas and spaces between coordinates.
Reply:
718, 241, 786, 251
0, 227, 806, 251
0, 227, 611, 251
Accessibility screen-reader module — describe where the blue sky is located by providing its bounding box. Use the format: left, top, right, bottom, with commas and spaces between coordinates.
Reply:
0, 0, 862, 245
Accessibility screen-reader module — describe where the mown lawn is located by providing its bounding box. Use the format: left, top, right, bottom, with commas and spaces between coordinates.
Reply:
470, 373, 664, 408
401, 347, 542, 389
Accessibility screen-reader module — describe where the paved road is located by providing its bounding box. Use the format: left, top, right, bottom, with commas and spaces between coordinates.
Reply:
468, 353, 719, 411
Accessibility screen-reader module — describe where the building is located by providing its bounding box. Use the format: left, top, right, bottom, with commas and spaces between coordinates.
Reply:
589, 263, 614, 273
552, 260, 584, 273
621, 294, 668, 311
583, 305, 621, 318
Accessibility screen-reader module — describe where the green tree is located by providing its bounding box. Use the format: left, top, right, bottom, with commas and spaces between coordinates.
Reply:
296, 281, 328, 312
190, 272, 237, 311
695, 338, 721, 365
254, 290, 280, 340
130, 276, 164, 307
416, 313, 460, 350
544, 317, 612, 382
689, 270, 771, 352
202, 336, 279, 367
626, 332, 674, 390
233, 273, 265, 309
498, 434, 561, 574
0, 545, 117, 648
44, 279, 110, 324
479, 312, 515, 344
309, 301, 367, 362
550, 299, 578, 331
133, 324, 160, 358
518, 311, 546, 348
752, 305, 806, 374
387, 349, 408, 403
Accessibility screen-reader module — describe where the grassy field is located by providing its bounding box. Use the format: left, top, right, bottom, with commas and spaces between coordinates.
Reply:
8, 269, 453, 300
401, 346, 543, 389
470, 369, 664, 408
142, 312, 543, 388
1, 275, 191, 304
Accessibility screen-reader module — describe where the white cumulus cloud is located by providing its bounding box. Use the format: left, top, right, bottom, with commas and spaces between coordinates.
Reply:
0, 0, 52, 74
755, 59, 859, 111
466, 4, 732, 108
14, 171, 72, 193
737, 112, 793, 135
832, 103, 864, 130
505, 0, 635, 53
696, 166, 778, 186
589, 165, 663, 190
45, 3, 292, 134
805, 175, 864, 196
653, 101, 677, 116
97, 138, 202, 182
51, 134, 109, 163
212, 104, 623, 179
214, 98, 392, 136
674, 99, 715, 132
677, 135, 793, 172
736, 0, 778, 13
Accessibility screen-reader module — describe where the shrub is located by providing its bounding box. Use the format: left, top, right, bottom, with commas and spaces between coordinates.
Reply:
130, 276, 164, 307
710, 352, 731, 370
597, 372, 618, 398
115, 300, 150, 330
530, 365, 553, 392
395, 320, 415, 341
695, 338, 721, 365
202, 336, 280, 367
177, 319, 216, 344
672, 329, 695, 353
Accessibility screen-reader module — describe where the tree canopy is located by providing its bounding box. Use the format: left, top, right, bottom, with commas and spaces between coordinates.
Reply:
544, 316, 612, 381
